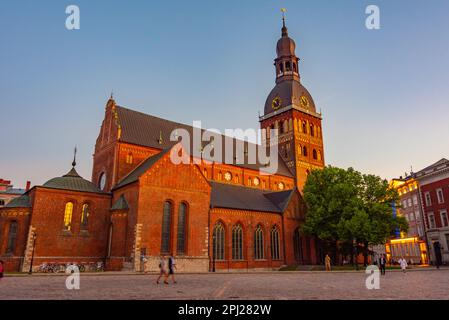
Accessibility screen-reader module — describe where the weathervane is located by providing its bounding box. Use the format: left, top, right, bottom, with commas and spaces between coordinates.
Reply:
281, 8, 287, 26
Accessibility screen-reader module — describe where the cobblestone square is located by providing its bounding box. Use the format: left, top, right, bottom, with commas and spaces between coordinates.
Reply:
2, 269, 449, 300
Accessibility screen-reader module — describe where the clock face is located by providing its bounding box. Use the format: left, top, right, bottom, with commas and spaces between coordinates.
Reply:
278, 182, 285, 190
253, 177, 260, 186
99, 172, 106, 190
224, 172, 232, 181
272, 96, 282, 110
300, 95, 309, 108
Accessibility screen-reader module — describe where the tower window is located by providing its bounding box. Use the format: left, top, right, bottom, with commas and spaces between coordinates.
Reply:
310, 124, 314, 137
303, 146, 308, 157
302, 121, 307, 134
285, 61, 292, 72
279, 63, 284, 73
313, 149, 318, 160
293, 62, 297, 73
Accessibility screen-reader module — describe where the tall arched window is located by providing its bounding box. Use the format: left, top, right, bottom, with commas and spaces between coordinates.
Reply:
310, 124, 315, 137
285, 61, 292, 71
161, 201, 172, 254
232, 224, 244, 260
271, 225, 281, 260
80, 203, 90, 230
177, 202, 187, 255
213, 222, 225, 261
303, 146, 308, 157
313, 149, 318, 160
6, 221, 18, 254
254, 225, 264, 260
302, 121, 307, 134
64, 202, 73, 231
293, 228, 303, 262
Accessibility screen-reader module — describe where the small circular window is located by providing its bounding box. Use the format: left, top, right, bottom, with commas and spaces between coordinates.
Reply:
253, 177, 260, 186
278, 182, 285, 190
99, 172, 107, 191
224, 172, 232, 181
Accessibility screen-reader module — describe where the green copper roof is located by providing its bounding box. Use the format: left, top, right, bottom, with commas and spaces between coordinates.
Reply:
5, 194, 31, 208
43, 167, 104, 194
111, 194, 129, 210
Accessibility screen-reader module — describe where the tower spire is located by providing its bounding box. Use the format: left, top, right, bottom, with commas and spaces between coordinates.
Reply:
281, 8, 288, 36
72, 146, 77, 167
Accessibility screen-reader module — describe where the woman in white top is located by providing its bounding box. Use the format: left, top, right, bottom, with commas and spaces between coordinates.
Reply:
399, 257, 408, 273
156, 255, 169, 284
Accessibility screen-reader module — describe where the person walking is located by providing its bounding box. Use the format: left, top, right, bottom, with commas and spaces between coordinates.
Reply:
156, 255, 168, 284
168, 255, 177, 284
399, 257, 408, 273
379, 254, 387, 276
325, 254, 331, 271
0, 260, 4, 280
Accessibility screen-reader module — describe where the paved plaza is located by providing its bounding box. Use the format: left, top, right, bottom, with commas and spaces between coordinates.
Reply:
2, 269, 449, 300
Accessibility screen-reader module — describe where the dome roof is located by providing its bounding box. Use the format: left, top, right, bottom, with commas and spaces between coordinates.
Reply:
43, 167, 103, 194
264, 80, 316, 115
276, 35, 296, 57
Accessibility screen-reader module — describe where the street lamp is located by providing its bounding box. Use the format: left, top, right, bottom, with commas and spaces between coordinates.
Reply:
212, 234, 216, 272
28, 233, 37, 275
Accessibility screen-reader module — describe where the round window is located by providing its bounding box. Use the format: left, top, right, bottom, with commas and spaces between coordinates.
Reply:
99, 172, 107, 190
224, 172, 232, 181
278, 182, 285, 190
253, 177, 260, 186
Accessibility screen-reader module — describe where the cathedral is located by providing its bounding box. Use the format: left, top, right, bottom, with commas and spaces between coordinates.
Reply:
0, 19, 325, 272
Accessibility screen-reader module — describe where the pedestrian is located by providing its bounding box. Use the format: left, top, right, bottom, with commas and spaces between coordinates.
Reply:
399, 257, 408, 273
378, 254, 387, 275
0, 260, 4, 280
325, 254, 331, 271
156, 255, 168, 284
168, 255, 177, 284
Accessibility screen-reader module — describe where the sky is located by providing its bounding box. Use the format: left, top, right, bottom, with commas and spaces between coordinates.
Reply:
1, 0, 449, 188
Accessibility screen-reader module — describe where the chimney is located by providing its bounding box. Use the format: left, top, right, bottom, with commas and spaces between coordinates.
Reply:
26, 181, 31, 191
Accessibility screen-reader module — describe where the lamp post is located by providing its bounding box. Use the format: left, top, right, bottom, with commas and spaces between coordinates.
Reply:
212, 234, 216, 272
28, 233, 37, 275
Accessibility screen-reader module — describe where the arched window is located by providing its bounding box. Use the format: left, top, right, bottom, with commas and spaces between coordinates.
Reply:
126, 153, 133, 164
313, 149, 318, 160
285, 61, 292, 71
80, 203, 90, 230
293, 62, 297, 73
283, 120, 288, 133
6, 221, 18, 254
271, 225, 281, 260
303, 146, 308, 157
302, 121, 307, 134
310, 124, 314, 137
64, 202, 73, 231
213, 222, 225, 261
232, 224, 244, 260
293, 228, 303, 262
254, 225, 264, 260
279, 62, 284, 73
161, 201, 172, 254
177, 202, 187, 255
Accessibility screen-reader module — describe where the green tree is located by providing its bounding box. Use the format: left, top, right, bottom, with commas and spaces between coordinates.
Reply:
303, 166, 408, 266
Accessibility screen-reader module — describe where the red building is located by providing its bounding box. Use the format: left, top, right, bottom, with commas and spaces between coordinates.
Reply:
0, 19, 325, 272
415, 159, 449, 265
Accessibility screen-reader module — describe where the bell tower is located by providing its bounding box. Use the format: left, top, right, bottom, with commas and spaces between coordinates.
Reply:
260, 15, 325, 190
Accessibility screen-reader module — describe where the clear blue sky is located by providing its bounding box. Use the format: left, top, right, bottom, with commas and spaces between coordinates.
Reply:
1, 0, 449, 188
